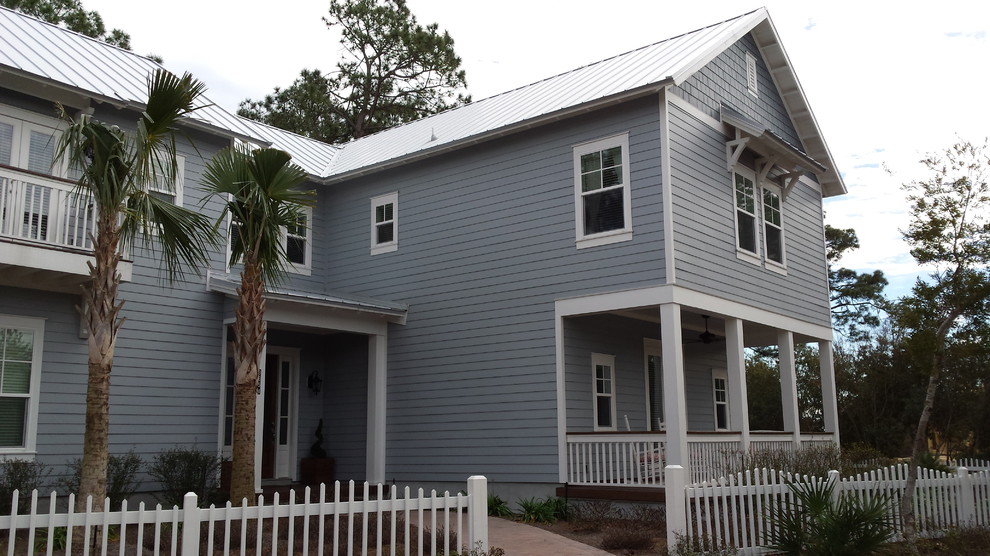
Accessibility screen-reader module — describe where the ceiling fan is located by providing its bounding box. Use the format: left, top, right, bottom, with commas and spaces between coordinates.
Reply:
687, 315, 722, 345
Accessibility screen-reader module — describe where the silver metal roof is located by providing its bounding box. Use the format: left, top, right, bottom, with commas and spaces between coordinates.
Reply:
0, 6, 337, 176
325, 8, 768, 178
0, 6, 844, 196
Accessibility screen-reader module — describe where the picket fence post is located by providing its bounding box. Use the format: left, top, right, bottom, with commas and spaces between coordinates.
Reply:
181, 492, 201, 555
665, 464, 688, 549
827, 469, 841, 505
467, 475, 489, 552
957, 467, 976, 526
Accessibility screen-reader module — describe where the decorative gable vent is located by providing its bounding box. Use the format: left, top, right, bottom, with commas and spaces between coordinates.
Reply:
745, 52, 758, 97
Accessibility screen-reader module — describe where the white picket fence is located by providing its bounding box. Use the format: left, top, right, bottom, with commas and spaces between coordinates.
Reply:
681, 464, 990, 554
0, 476, 489, 556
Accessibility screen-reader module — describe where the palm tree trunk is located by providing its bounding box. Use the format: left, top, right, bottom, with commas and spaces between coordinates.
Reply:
230, 258, 266, 505
77, 217, 123, 514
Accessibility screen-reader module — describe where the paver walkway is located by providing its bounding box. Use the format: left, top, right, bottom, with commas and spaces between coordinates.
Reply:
488, 517, 614, 556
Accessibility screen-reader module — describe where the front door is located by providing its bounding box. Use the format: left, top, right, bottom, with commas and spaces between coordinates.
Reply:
261, 349, 297, 480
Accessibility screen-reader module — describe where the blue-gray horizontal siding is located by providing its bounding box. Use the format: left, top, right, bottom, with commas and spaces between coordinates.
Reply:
317, 97, 667, 483
668, 103, 831, 327
0, 97, 235, 489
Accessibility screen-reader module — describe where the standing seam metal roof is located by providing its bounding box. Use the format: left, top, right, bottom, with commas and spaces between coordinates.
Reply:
0, 6, 844, 196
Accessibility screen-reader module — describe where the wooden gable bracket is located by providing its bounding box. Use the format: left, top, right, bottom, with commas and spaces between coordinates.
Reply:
756, 155, 778, 186
780, 171, 802, 199
725, 137, 750, 171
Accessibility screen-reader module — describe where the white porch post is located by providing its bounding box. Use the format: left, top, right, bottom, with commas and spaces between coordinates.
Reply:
725, 317, 750, 453
366, 334, 387, 483
660, 303, 687, 465
818, 340, 840, 445
777, 330, 801, 447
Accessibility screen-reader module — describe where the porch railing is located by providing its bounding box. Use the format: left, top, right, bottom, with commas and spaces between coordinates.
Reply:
0, 165, 95, 251
565, 431, 836, 487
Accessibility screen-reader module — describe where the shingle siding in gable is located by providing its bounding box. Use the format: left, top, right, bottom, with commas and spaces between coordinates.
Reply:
668, 102, 831, 327
671, 33, 802, 149
315, 97, 666, 483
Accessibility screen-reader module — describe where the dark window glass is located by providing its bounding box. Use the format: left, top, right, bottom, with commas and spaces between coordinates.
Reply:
584, 188, 625, 234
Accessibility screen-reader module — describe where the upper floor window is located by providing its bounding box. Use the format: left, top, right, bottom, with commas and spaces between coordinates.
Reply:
147, 155, 185, 207
732, 167, 787, 270
734, 170, 758, 255
574, 134, 632, 248
227, 204, 312, 274
0, 112, 65, 177
370, 192, 398, 255
763, 186, 784, 265
745, 53, 758, 97
0, 315, 44, 456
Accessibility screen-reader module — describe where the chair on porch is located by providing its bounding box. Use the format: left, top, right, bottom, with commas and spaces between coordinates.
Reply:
625, 416, 664, 484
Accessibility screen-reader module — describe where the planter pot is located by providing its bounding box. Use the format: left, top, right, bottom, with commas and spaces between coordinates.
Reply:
300, 457, 335, 488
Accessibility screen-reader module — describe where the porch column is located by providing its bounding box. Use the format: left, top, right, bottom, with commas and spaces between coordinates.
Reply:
366, 334, 387, 483
660, 303, 688, 466
777, 330, 801, 448
818, 340, 840, 445
725, 318, 750, 453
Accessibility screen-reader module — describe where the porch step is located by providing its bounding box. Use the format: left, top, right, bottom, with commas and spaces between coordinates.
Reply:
556, 485, 666, 503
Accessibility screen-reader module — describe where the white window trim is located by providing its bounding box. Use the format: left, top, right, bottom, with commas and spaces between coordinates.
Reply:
225, 204, 313, 276
0, 314, 45, 458
573, 133, 633, 249
285, 205, 313, 275
370, 192, 398, 255
732, 167, 761, 265
712, 368, 729, 431
0, 108, 69, 178
746, 52, 759, 97
643, 338, 664, 431
761, 182, 787, 272
147, 155, 185, 207
592, 352, 617, 432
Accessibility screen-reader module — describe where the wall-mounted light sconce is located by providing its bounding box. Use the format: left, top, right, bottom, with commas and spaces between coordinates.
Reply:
307, 370, 323, 394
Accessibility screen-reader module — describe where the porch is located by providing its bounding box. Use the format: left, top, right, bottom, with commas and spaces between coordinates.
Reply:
554, 285, 840, 493
564, 430, 836, 488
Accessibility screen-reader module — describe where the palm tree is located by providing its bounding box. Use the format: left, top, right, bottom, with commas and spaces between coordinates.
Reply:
53, 69, 217, 511
202, 146, 313, 504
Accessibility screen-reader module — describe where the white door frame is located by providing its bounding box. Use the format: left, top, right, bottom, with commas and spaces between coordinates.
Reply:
261, 346, 300, 481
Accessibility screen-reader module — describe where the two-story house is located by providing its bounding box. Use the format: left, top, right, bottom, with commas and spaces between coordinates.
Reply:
0, 6, 843, 500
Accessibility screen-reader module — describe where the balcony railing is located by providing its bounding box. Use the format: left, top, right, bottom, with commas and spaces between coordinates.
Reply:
565, 431, 836, 487
0, 165, 95, 251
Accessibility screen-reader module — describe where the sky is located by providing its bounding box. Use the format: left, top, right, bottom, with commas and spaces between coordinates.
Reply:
82, 0, 990, 298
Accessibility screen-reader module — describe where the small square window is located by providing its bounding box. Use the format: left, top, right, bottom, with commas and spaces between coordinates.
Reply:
371, 192, 398, 255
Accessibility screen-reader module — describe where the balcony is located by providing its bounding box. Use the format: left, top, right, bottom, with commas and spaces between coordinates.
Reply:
0, 165, 131, 292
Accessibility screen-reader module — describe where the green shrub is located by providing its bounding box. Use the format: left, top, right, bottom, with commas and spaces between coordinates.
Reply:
918, 451, 954, 473
542, 496, 570, 521
0, 458, 51, 514
147, 446, 221, 507
59, 450, 143, 509
766, 477, 894, 555
516, 497, 556, 524
487, 493, 512, 517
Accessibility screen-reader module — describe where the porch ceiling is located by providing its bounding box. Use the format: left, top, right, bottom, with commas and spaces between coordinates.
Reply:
609, 307, 819, 347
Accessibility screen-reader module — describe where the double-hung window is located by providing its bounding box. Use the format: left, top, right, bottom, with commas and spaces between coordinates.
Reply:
0, 315, 44, 456
644, 339, 664, 431
592, 353, 616, 431
712, 368, 729, 431
762, 186, 784, 265
574, 134, 632, 248
732, 166, 786, 269
147, 155, 185, 207
734, 169, 758, 256
370, 192, 398, 255
226, 204, 312, 274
